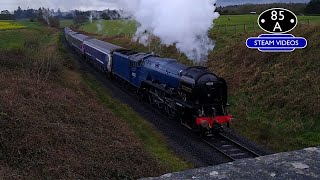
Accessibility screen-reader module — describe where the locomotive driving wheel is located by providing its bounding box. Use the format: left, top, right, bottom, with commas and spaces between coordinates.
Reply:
149, 87, 164, 109
164, 98, 177, 118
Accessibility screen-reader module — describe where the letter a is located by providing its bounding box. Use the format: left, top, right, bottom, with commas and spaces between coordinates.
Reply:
273, 22, 282, 32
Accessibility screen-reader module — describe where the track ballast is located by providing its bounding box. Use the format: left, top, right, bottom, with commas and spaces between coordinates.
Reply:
202, 133, 261, 161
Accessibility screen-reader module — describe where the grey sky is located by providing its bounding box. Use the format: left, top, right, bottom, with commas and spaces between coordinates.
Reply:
1, 0, 120, 11
1, 0, 310, 12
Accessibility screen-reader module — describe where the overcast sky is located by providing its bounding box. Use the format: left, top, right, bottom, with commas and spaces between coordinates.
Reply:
1, 0, 120, 11
1, 0, 309, 12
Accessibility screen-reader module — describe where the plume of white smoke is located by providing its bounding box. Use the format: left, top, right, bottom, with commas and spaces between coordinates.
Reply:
41, 8, 51, 26
89, 13, 93, 23
96, 23, 103, 32
118, 0, 220, 63
90, 11, 103, 32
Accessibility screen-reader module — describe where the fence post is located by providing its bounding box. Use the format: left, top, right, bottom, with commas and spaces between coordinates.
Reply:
234, 25, 237, 33
244, 24, 247, 33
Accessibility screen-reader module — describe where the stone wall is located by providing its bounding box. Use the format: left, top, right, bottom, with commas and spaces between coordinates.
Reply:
144, 147, 320, 180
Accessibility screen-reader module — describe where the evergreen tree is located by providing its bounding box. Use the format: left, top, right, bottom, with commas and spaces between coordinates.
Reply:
305, 0, 320, 14
14, 6, 23, 18
57, 9, 62, 18
101, 12, 110, 20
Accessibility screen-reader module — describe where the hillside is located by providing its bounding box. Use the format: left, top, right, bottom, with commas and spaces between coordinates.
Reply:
209, 25, 320, 151
0, 22, 190, 179
89, 23, 320, 152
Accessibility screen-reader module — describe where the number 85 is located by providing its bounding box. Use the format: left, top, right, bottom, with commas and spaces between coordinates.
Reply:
271, 11, 284, 21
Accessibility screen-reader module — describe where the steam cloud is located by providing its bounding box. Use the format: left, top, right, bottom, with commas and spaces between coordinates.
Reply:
119, 0, 220, 63
12, 0, 219, 62
89, 11, 103, 32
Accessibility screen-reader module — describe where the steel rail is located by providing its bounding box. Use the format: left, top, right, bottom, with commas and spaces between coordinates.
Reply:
201, 133, 262, 162
219, 133, 261, 157
202, 138, 236, 161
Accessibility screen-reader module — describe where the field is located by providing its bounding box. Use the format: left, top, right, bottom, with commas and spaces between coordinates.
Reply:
77, 15, 320, 36
60, 19, 74, 28
76, 14, 320, 152
0, 20, 26, 30
215, 15, 320, 25
0, 22, 189, 178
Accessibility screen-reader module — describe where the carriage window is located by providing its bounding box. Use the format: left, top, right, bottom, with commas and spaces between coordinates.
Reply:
130, 61, 137, 68
138, 59, 144, 67
130, 60, 145, 68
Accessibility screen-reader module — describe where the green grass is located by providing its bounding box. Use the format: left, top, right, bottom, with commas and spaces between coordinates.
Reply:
215, 15, 320, 25
299, 15, 320, 24
77, 15, 320, 36
0, 30, 28, 49
212, 15, 320, 33
60, 19, 74, 28
0, 21, 57, 50
215, 15, 259, 25
82, 74, 191, 172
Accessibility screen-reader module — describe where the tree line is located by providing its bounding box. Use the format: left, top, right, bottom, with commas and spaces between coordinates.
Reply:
217, 1, 320, 15
0, 6, 124, 28
305, 0, 320, 14
0, 6, 122, 21
72, 9, 121, 24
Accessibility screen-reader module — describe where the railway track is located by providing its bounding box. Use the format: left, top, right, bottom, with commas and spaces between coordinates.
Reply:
66, 38, 271, 167
202, 133, 261, 161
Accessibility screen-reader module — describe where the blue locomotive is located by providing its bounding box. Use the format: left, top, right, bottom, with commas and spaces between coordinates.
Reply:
64, 28, 233, 135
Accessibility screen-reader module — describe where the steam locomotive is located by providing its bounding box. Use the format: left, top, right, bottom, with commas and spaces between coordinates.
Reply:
64, 27, 233, 135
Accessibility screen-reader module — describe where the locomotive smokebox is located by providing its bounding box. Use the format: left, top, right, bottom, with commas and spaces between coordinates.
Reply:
181, 66, 226, 105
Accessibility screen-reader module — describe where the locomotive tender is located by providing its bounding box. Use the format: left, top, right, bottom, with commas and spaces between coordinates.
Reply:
64, 27, 233, 135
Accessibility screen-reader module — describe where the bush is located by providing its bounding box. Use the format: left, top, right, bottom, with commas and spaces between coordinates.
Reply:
49, 17, 60, 28
37, 15, 60, 28
0, 14, 14, 20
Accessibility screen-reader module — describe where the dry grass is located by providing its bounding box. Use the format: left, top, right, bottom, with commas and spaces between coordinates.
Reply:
0, 28, 168, 179
0, 70, 165, 179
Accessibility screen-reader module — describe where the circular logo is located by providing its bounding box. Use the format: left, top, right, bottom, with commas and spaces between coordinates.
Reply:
258, 8, 298, 34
